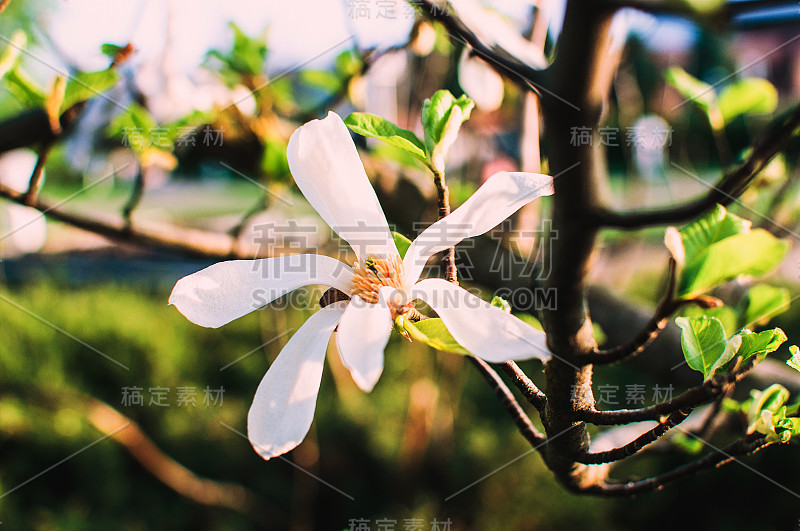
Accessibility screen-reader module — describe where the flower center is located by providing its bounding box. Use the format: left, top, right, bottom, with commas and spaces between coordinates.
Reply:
350, 254, 416, 318
351, 254, 404, 304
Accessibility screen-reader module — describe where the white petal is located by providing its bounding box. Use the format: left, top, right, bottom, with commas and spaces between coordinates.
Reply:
247, 302, 346, 460
169, 255, 352, 328
403, 172, 554, 285
458, 49, 504, 112
287, 111, 397, 259
335, 289, 394, 391
664, 226, 685, 268
413, 278, 551, 363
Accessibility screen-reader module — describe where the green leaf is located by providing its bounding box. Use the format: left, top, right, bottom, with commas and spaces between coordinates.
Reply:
680, 304, 739, 339
61, 69, 119, 112
100, 43, 125, 60
229, 22, 267, 76
678, 204, 750, 265
747, 384, 790, 431
742, 284, 790, 327
679, 229, 789, 298
0, 30, 25, 80
421, 90, 474, 171
344, 112, 427, 163
4, 67, 45, 107
515, 312, 544, 332
680, 0, 726, 15
107, 103, 160, 153
676, 316, 737, 380
334, 49, 362, 77
672, 432, 704, 454
261, 137, 290, 180
403, 317, 469, 355
787, 345, 800, 373
391, 231, 412, 259
490, 296, 511, 313
299, 70, 341, 92
734, 328, 787, 366
664, 67, 716, 112
718, 78, 778, 122
205, 22, 267, 79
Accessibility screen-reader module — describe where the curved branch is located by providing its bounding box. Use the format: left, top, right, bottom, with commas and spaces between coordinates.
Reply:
577, 409, 690, 464
597, 102, 800, 228
586, 433, 774, 496
468, 357, 546, 446
85, 398, 259, 514
585, 259, 723, 365
585, 259, 679, 364
0, 180, 268, 259
576, 371, 746, 425
22, 139, 54, 206
499, 361, 547, 412
416, 0, 547, 89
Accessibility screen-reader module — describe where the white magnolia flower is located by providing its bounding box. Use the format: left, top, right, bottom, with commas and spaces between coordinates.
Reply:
169, 112, 554, 460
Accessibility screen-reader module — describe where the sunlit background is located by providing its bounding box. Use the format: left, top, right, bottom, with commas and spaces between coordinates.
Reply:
0, 0, 798, 529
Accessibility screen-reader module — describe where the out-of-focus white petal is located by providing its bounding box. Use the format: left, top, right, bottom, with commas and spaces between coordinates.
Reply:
450, 0, 547, 69
169, 255, 353, 328
287, 112, 397, 259
664, 227, 685, 268
413, 278, 550, 363
335, 288, 394, 391
247, 302, 346, 461
0, 149, 38, 193
403, 171, 554, 285
2, 204, 47, 255
458, 49, 504, 112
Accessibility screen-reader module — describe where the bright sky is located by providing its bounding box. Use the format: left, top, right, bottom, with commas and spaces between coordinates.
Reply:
39, 0, 696, 77
43, 0, 415, 73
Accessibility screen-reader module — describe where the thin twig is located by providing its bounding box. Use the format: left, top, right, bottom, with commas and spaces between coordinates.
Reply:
578, 409, 690, 464
597, 102, 800, 228
417, 0, 546, 89
432, 169, 458, 283
228, 195, 269, 257
22, 139, 54, 207
576, 370, 749, 425
122, 168, 145, 226
584, 258, 679, 364
468, 356, 546, 445
0, 180, 263, 259
587, 433, 774, 496
85, 398, 258, 514
499, 361, 547, 412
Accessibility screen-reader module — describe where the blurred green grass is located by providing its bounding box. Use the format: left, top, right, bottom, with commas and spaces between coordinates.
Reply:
0, 280, 796, 530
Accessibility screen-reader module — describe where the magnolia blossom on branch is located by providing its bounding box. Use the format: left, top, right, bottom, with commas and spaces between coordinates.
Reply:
169, 112, 554, 460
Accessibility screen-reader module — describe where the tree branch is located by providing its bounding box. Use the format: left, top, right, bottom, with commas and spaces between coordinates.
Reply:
468, 357, 546, 446
0, 180, 266, 259
585, 259, 723, 364
22, 138, 54, 206
121, 168, 145, 226
85, 397, 259, 514
499, 361, 547, 412
587, 432, 774, 496
585, 258, 679, 364
432, 168, 458, 283
576, 370, 748, 425
417, 0, 546, 89
596, 102, 800, 228
577, 409, 690, 464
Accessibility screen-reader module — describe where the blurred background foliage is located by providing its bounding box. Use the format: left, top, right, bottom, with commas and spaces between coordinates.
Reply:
0, 0, 798, 529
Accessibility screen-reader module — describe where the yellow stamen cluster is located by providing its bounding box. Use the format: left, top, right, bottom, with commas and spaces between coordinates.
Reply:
351, 254, 404, 304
